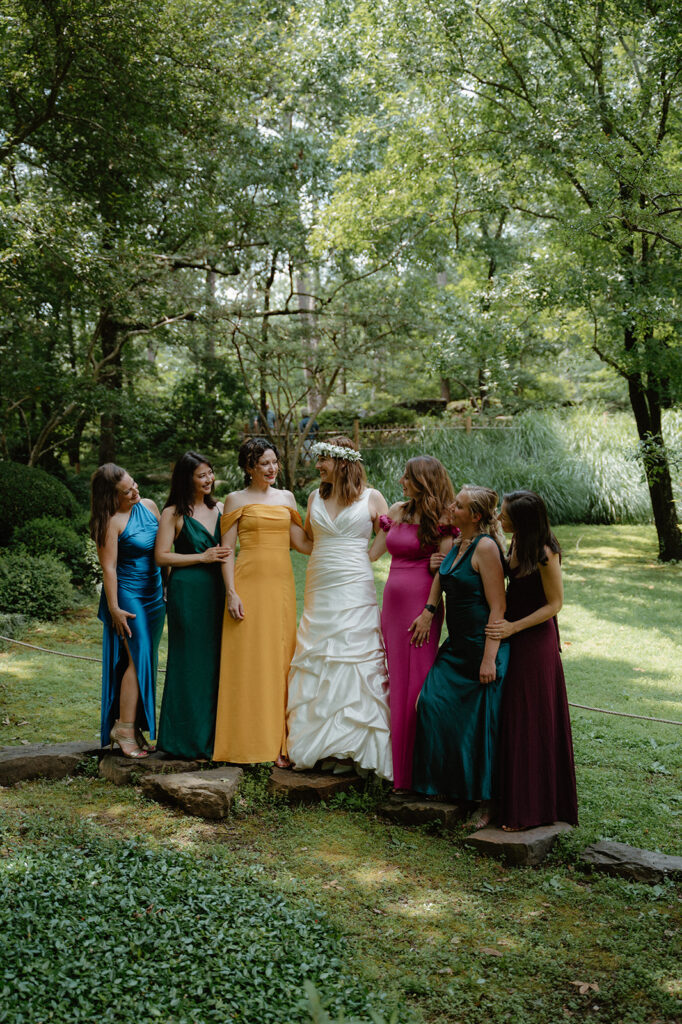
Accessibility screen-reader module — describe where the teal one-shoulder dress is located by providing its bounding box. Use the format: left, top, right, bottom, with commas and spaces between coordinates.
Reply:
412, 535, 509, 801
98, 501, 165, 746
157, 514, 225, 759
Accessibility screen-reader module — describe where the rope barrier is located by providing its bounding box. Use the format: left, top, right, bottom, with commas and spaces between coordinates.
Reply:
0, 635, 167, 675
1, 634, 680, 725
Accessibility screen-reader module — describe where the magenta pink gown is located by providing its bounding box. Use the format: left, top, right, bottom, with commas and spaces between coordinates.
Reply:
379, 515, 452, 790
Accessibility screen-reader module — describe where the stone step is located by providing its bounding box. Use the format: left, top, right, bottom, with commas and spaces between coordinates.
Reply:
379, 795, 465, 829
141, 766, 243, 819
99, 752, 202, 786
0, 741, 103, 786
465, 822, 573, 865
580, 840, 682, 883
269, 766, 363, 803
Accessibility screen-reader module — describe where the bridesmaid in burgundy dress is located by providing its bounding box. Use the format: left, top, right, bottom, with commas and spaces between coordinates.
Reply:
370, 457, 455, 791
486, 490, 578, 829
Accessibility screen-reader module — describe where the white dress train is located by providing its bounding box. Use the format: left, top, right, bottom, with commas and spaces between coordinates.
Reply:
286, 489, 393, 780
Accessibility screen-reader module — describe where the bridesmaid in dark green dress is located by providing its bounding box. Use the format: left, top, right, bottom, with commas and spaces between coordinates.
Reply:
411, 486, 509, 828
155, 451, 230, 759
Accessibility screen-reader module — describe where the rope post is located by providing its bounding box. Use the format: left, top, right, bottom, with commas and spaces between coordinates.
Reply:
353, 418, 360, 450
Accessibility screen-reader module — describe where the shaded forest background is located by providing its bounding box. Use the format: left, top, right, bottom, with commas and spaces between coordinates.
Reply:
1, 0, 681, 557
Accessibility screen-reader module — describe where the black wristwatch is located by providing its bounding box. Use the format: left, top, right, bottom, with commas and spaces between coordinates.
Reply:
424, 603, 438, 614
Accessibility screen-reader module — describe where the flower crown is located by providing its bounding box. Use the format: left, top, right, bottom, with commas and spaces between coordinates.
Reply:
310, 441, 363, 463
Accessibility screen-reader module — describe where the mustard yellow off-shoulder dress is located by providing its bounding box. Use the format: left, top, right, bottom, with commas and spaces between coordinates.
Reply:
212, 503, 302, 763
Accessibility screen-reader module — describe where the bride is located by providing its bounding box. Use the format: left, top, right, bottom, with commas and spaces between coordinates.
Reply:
286, 437, 393, 779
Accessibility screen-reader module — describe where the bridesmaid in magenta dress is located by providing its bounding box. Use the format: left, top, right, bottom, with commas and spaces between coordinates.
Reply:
485, 490, 578, 829
370, 457, 456, 791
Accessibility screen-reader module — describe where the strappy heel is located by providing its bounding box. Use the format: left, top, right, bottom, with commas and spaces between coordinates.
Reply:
110, 720, 149, 759
135, 727, 155, 752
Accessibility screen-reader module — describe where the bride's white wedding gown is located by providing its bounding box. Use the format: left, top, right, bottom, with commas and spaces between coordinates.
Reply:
286, 488, 393, 779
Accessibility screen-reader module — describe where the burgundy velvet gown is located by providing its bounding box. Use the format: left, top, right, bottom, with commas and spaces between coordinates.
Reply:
498, 565, 578, 828
379, 515, 450, 790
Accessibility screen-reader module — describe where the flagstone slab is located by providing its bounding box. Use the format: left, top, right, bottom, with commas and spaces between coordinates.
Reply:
379, 795, 465, 830
99, 751, 202, 786
580, 840, 682, 883
0, 741, 103, 786
141, 766, 243, 819
465, 822, 573, 865
269, 766, 363, 803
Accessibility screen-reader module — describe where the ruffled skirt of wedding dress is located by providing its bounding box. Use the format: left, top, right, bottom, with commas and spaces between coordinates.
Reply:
286, 541, 393, 780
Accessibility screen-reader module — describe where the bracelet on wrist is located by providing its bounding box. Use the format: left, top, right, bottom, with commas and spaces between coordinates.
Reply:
424, 603, 438, 614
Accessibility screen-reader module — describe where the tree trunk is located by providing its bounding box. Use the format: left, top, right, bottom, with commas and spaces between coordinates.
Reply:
626, 356, 682, 561
296, 271, 320, 414
98, 315, 122, 465
66, 410, 90, 470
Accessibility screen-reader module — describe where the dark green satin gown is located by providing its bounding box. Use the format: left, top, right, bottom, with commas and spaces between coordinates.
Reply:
157, 514, 225, 759
412, 535, 509, 801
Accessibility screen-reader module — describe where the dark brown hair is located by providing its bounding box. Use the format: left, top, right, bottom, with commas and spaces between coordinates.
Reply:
503, 490, 561, 577
90, 463, 126, 548
401, 456, 455, 548
164, 450, 217, 518
238, 437, 280, 488
318, 435, 367, 507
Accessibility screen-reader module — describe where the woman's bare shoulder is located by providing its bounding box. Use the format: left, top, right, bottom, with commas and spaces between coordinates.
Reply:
223, 489, 249, 512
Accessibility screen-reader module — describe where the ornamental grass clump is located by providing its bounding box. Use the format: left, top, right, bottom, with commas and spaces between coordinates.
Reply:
363, 408, 680, 524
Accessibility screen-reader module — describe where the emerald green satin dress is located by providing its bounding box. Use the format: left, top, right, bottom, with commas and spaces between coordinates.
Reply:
157, 514, 224, 759
412, 535, 509, 801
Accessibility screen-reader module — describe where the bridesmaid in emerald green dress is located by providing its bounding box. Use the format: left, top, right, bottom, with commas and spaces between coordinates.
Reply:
411, 486, 509, 829
155, 451, 230, 759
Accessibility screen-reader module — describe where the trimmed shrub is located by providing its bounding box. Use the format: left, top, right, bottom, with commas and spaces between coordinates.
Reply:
367, 405, 418, 427
0, 550, 74, 620
0, 461, 79, 545
11, 516, 99, 589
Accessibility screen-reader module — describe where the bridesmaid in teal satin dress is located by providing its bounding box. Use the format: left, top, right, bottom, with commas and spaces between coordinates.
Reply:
155, 452, 229, 760
411, 486, 509, 827
91, 464, 165, 758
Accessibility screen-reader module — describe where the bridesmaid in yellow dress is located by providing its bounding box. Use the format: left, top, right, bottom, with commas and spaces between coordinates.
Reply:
213, 437, 311, 766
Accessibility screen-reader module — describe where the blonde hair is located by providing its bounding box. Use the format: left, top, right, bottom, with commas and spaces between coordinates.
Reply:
460, 485, 505, 548
318, 435, 367, 506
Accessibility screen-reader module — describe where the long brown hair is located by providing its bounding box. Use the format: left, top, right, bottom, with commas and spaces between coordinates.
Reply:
90, 463, 126, 548
164, 450, 217, 518
318, 435, 366, 507
503, 490, 561, 576
402, 456, 455, 548
460, 485, 506, 549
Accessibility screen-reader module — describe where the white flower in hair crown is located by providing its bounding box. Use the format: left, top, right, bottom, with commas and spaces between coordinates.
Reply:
310, 440, 363, 462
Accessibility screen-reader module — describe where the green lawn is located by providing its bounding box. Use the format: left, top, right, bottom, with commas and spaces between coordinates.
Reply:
0, 525, 680, 1023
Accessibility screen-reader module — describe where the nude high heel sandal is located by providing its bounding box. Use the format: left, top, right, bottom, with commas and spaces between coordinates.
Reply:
109, 720, 149, 759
